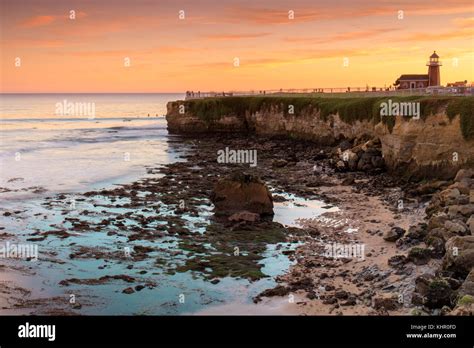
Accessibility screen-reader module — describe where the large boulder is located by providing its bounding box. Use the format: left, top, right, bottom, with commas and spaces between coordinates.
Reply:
211, 173, 273, 216
443, 236, 474, 277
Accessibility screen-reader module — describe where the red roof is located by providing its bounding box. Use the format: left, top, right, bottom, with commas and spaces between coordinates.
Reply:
430, 51, 439, 58
397, 74, 429, 81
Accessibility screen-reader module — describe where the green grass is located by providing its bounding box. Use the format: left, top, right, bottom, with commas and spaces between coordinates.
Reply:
458, 295, 474, 306
447, 97, 474, 140
457, 295, 474, 306
179, 96, 474, 139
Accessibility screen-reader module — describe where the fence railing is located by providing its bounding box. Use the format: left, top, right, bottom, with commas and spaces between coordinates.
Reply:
185, 86, 473, 100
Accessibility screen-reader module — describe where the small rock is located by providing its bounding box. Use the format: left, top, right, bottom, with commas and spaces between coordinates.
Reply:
388, 255, 407, 269
424, 279, 454, 309
408, 247, 432, 265
228, 211, 260, 223
443, 236, 474, 277
467, 215, 474, 235
341, 175, 355, 185
383, 227, 405, 242
454, 169, 474, 183
335, 290, 348, 299
373, 294, 399, 311
444, 220, 468, 235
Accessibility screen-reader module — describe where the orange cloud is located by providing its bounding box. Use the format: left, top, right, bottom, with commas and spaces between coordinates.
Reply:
224, 1, 474, 25
283, 28, 398, 44
5, 38, 65, 48
403, 28, 474, 42
185, 48, 380, 70
19, 15, 55, 28
205, 33, 271, 40
453, 17, 474, 28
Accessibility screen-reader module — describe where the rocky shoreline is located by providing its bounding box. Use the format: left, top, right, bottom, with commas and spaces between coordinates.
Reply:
1, 129, 472, 315
162, 132, 473, 316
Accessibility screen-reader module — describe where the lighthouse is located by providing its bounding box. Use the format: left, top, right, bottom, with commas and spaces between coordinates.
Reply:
427, 51, 441, 86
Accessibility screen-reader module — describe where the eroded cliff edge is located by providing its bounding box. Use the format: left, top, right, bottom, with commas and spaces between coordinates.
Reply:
166, 96, 474, 179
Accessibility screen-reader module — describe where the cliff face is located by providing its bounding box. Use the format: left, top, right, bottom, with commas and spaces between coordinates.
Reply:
376, 113, 474, 178
166, 97, 474, 179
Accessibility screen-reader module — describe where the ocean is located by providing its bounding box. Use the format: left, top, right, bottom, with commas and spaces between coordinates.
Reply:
0, 93, 184, 200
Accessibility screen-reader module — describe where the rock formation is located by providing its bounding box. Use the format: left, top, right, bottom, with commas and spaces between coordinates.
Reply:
210, 173, 274, 217
167, 96, 474, 179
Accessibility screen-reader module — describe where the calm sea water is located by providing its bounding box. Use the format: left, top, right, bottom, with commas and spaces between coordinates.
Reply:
0, 93, 184, 200
0, 93, 183, 119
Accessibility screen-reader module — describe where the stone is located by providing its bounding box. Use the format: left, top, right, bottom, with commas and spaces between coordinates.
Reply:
340, 149, 357, 162
427, 227, 454, 243
383, 227, 405, 242
454, 169, 474, 183
407, 247, 432, 265
411, 292, 424, 306
458, 270, 474, 298
444, 220, 468, 235
341, 175, 355, 185
423, 279, 454, 309
447, 188, 461, 200
122, 287, 135, 294
371, 156, 385, 169
272, 159, 288, 168
341, 296, 357, 306
211, 173, 273, 216
415, 274, 435, 296
338, 140, 352, 151
357, 152, 375, 171
336, 160, 346, 170
449, 204, 474, 218
467, 215, 474, 235
373, 294, 399, 311
425, 235, 445, 258
335, 290, 349, 299
388, 255, 407, 269
228, 211, 260, 223
443, 236, 474, 277
449, 181, 471, 195
406, 223, 427, 240
428, 213, 448, 230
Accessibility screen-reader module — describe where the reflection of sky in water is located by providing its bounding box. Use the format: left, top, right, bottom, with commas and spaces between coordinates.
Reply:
272, 190, 339, 227
0, 186, 333, 315
0, 118, 180, 201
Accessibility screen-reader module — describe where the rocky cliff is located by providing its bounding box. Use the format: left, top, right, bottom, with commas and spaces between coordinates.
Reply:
166, 96, 474, 179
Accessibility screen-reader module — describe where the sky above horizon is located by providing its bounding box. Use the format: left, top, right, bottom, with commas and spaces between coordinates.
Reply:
0, 0, 473, 93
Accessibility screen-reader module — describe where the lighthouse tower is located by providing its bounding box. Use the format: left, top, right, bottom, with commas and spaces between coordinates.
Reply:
427, 51, 442, 86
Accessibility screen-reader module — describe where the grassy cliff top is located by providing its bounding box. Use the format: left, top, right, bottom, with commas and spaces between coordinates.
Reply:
172, 95, 473, 140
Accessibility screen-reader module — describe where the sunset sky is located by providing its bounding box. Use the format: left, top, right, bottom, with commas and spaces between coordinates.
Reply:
0, 0, 473, 93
